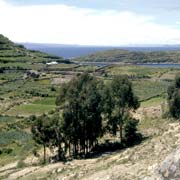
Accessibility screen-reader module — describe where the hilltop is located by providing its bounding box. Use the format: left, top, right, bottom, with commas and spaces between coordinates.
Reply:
75, 49, 180, 63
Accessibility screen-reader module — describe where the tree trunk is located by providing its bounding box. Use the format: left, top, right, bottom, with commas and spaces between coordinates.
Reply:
43, 144, 46, 164
120, 123, 123, 143
119, 108, 124, 143
58, 143, 62, 161
68, 142, 71, 156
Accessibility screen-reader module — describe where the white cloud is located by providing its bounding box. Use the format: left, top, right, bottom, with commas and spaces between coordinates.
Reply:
0, 0, 180, 45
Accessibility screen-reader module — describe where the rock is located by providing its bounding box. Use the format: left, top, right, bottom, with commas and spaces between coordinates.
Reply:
56, 168, 62, 173
146, 147, 180, 180
158, 148, 180, 179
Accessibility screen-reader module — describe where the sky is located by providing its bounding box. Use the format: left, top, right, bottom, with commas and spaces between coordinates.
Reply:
1, 0, 180, 45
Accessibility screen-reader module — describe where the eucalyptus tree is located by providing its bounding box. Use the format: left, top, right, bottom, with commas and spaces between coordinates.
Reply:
168, 74, 180, 119
51, 113, 65, 161
31, 114, 54, 163
104, 75, 139, 142
56, 72, 103, 156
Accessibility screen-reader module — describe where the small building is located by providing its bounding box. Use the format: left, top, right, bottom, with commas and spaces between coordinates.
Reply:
46, 61, 58, 65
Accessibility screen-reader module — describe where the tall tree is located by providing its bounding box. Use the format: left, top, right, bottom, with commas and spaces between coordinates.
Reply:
168, 74, 180, 119
31, 114, 54, 163
124, 117, 139, 145
106, 75, 139, 142
51, 113, 65, 161
56, 72, 103, 156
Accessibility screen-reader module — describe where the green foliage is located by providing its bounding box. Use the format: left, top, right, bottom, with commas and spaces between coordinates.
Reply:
0, 130, 31, 146
0, 148, 13, 155
168, 74, 180, 119
31, 114, 56, 163
57, 73, 103, 156
133, 80, 169, 101
54, 73, 141, 159
76, 49, 180, 63
103, 75, 139, 142
17, 160, 26, 168
0, 115, 16, 123
124, 118, 140, 145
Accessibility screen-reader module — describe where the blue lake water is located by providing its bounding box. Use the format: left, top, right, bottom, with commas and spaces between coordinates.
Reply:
76, 62, 180, 68
137, 64, 180, 68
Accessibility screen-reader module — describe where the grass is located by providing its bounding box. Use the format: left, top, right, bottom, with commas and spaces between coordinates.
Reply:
133, 80, 169, 101
0, 130, 31, 146
5, 97, 57, 116
38, 79, 51, 85
139, 117, 170, 136
106, 65, 169, 79
7, 104, 55, 116
32, 97, 56, 106
46, 63, 77, 70
0, 139, 35, 167
0, 116, 16, 123
75, 65, 99, 72
0, 116, 35, 167
141, 96, 166, 108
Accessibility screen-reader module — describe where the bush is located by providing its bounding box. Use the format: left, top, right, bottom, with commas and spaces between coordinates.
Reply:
17, 160, 26, 168
51, 86, 56, 91
29, 115, 36, 122
124, 118, 141, 146
0, 148, 13, 155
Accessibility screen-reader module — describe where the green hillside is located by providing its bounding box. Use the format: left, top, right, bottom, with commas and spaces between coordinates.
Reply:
0, 34, 64, 70
75, 49, 180, 63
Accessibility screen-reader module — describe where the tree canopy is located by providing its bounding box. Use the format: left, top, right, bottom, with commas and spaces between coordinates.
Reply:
168, 74, 180, 119
31, 73, 141, 161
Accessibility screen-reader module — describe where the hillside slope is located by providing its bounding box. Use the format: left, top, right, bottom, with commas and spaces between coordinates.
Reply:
0, 116, 180, 180
0, 34, 64, 70
75, 49, 180, 63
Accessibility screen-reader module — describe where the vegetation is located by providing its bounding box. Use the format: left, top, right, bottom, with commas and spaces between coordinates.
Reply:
31, 114, 54, 163
168, 74, 180, 119
103, 75, 139, 142
31, 73, 141, 162
75, 49, 180, 63
1, 34, 180, 179
0, 34, 64, 64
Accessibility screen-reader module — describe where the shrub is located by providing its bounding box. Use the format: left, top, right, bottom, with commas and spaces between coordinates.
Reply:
17, 160, 26, 168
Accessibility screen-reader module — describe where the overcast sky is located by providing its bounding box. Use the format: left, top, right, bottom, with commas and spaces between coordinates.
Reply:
1, 0, 180, 45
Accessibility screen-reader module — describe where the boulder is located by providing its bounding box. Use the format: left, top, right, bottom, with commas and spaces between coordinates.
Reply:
146, 147, 180, 180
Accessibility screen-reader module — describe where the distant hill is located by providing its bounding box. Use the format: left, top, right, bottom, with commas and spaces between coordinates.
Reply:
75, 49, 180, 63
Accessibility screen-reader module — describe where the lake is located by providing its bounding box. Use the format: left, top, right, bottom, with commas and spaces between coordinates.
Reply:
77, 62, 180, 68
137, 63, 180, 68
